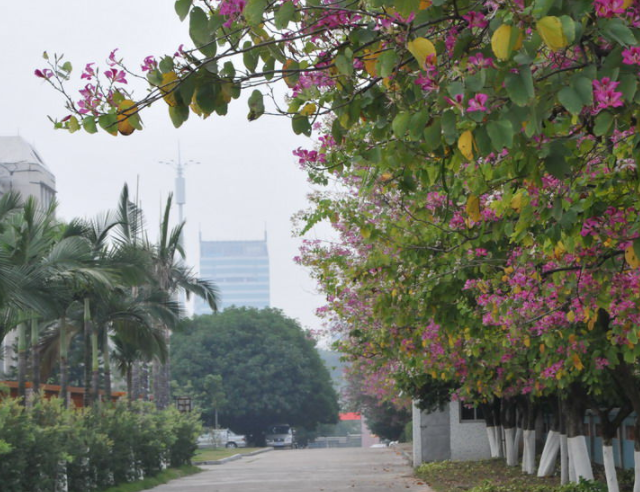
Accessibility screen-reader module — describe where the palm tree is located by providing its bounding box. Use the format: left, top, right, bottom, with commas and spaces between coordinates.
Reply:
150, 194, 219, 408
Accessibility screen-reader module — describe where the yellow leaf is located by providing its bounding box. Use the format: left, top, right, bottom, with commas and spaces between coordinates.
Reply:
566, 311, 576, 323
554, 241, 566, 260
539, 343, 545, 353
419, 0, 432, 8
159, 72, 179, 107
623, 0, 633, 8
362, 48, 379, 77
625, 246, 640, 268
491, 25, 523, 61
510, 192, 523, 213
407, 38, 437, 68
300, 103, 317, 116
466, 195, 482, 222
524, 336, 530, 347
537, 16, 568, 51
458, 130, 474, 160
116, 99, 138, 136
572, 354, 584, 371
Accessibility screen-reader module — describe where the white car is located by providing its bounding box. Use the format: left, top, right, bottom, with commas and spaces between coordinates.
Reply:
198, 429, 247, 448
265, 424, 296, 449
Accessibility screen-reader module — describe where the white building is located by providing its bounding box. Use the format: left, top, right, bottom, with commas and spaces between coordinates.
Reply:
0, 136, 57, 376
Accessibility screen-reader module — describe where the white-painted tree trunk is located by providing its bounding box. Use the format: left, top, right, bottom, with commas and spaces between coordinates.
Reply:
515, 427, 523, 461
633, 451, 640, 492
560, 434, 569, 485
567, 436, 594, 481
602, 444, 619, 492
523, 430, 536, 474
505, 428, 518, 466
537, 430, 560, 477
495, 426, 504, 458
522, 431, 529, 472
486, 426, 498, 458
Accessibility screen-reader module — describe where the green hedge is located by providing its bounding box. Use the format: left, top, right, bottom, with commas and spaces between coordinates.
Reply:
0, 397, 202, 492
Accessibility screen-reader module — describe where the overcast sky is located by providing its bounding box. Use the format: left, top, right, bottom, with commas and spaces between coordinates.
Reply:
0, 1, 331, 332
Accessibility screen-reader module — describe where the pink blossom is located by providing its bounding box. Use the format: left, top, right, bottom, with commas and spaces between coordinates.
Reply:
141, 56, 157, 72
593, 77, 624, 112
34, 68, 53, 79
594, 0, 626, 17
104, 69, 127, 84
467, 93, 488, 112
108, 49, 120, 67
468, 53, 495, 70
81, 63, 95, 80
462, 11, 488, 29
622, 46, 640, 65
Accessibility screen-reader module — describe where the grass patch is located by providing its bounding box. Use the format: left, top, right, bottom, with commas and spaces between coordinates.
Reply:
98, 465, 201, 492
415, 459, 609, 492
193, 447, 264, 462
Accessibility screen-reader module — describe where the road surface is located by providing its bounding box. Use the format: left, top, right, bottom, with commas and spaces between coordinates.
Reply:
151, 447, 432, 492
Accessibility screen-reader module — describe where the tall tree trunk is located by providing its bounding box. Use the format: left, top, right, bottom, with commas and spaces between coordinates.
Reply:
103, 323, 112, 404
17, 323, 27, 403
59, 316, 69, 409
126, 365, 133, 407
91, 321, 99, 407
502, 398, 518, 466
132, 361, 140, 401
153, 325, 171, 410
30, 317, 40, 394
564, 384, 594, 482
538, 396, 561, 477
83, 298, 92, 407
522, 398, 538, 474
598, 402, 631, 492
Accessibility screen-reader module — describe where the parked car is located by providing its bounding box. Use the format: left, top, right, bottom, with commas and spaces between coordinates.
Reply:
265, 424, 296, 449
197, 429, 247, 448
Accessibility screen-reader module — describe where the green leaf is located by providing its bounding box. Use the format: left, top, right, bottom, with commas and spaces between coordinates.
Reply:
505, 67, 534, 106
195, 82, 218, 115
601, 18, 637, 46
573, 76, 593, 107
392, 112, 411, 139
244, 0, 267, 26
377, 51, 398, 78
274, 1, 295, 29
409, 110, 430, 141
98, 114, 118, 135
169, 105, 190, 128
247, 90, 265, 121
544, 141, 571, 178
594, 111, 614, 137
68, 116, 80, 133
619, 74, 637, 102
292, 115, 311, 136
190, 7, 216, 57
243, 41, 259, 72
423, 120, 441, 151
633, 238, 640, 261
159, 56, 175, 74
558, 87, 583, 115
486, 119, 514, 150
335, 54, 353, 76
441, 111, 457, 145
82, 116, 98, 134
175, 0, 192, 21
532, 0, 555, 18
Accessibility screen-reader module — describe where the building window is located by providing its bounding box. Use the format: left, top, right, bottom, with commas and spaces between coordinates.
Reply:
460, 402, 485, 422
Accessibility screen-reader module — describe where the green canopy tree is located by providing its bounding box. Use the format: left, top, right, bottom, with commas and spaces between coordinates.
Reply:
171, 307, 339, 440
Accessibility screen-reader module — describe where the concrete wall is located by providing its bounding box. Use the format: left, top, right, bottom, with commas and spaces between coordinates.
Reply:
412, 402, 451, 467
449, 402, 492, 461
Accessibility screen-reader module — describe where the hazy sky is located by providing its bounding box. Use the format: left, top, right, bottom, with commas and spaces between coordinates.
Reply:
0, 1, 330, 331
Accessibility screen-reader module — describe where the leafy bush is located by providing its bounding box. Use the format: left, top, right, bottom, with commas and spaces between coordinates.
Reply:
0, 397, 201, 492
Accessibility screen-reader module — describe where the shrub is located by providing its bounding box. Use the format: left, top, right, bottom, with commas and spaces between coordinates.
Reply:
0, 397, 201, 492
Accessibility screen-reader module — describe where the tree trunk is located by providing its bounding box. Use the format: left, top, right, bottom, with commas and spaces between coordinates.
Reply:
91, 323, 99, 407
481, 401, 499, 458
132, 361, 140, 401
564, 385, 594, 481
153, 325, 171, 410
126, 366, 133, 407
30, 317, 40, 394
560, 408, 569, 485
59, 316, 69, 409
17, 323, 27, 403
538, 397, 561, 477
598, 403, 631, 492
502, 398, 518, 466
520, 398, 537, 474
103, 323, 112, 404
83, 298, 92, 407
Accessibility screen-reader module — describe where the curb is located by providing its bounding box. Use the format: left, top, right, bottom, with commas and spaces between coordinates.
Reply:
391, 445, 413, 466
194, 447, 274, 466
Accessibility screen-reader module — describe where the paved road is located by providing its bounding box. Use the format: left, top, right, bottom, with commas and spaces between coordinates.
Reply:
151, 447, 433, 492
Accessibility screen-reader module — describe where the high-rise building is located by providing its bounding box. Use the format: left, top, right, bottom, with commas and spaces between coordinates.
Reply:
195, 235, 270, 314
0, 136, 57, 376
